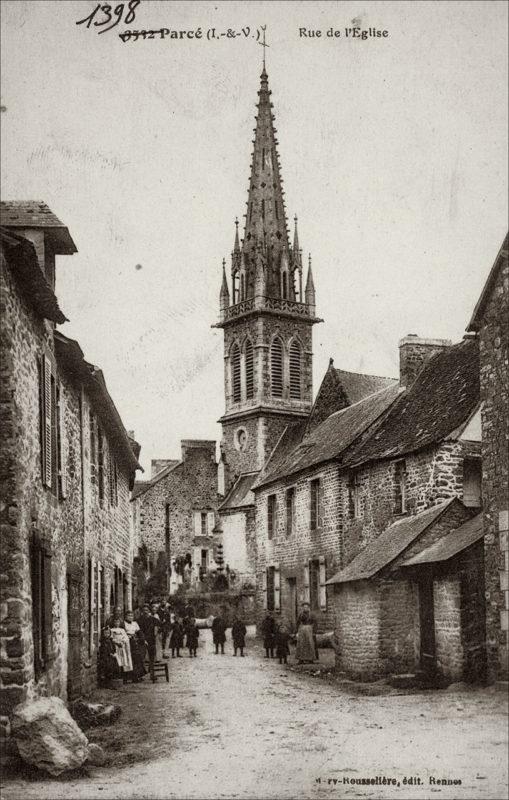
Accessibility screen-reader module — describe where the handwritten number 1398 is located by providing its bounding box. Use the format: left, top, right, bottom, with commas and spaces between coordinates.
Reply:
76, 1, 140, 34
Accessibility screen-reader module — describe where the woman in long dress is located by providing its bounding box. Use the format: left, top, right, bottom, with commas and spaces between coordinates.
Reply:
124, 609, 146, 681
295, 603, 317, 664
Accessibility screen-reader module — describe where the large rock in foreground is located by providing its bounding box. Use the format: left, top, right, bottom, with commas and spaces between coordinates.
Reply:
11, 696, 90, 776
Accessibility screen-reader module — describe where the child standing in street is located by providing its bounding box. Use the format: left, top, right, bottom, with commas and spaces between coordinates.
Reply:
170, 616, 184, 658
261, 613, 276, 658
275, 623, 291, 664
186, 618, 199, 657
231, 616, 247, 657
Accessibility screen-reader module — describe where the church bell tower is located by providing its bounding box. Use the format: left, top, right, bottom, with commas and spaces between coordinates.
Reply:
215, 62, 321, 485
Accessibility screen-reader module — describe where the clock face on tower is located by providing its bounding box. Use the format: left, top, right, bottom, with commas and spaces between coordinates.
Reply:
235, 427, 248, 452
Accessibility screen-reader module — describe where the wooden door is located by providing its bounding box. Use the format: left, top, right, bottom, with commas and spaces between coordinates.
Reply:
419, 575, 436, 680
67, 570, 82, 700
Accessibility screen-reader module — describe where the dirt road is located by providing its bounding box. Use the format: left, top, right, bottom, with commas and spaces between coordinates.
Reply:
2, 629, 508, 799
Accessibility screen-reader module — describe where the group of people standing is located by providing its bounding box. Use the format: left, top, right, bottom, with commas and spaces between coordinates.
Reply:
261, 603, 318, 665
98, 599, 318, 685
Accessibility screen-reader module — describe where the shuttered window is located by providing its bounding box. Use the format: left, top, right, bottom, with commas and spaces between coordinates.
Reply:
310, 479, 320, 530
271, 338, 283, 397
98, 428, 105, 503
56, 381, 67, 499
245, 340, 254, 399
39, 354, 57, 492
286, 487, 295, 536
266, 566, 276, 611
232, 344, 241, 402
267, 494, 277, 540
309, 559, 320, 610
31, 535, 53, 679
289, 340, 302, 399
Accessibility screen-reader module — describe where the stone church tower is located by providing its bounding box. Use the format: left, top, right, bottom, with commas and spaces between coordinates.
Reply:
216, 64, 321, 486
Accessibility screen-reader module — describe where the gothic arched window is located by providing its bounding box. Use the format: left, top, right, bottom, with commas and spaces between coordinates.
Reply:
289, 340, 302, 400
232, 271, 239, 304
271, 337, 284, 398
245, 340, 254, 400
232, 344, 241, 403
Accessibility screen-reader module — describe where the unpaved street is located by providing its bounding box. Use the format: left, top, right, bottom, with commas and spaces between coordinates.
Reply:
2, 629, 508, 800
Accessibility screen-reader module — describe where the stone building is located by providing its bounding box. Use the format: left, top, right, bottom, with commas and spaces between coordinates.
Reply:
212, 64, 323, 585
131, 441, 218, 599
467, 233, 508, 683
0, 202, 140, 721
253, 367, 399, 631
326, 336, 485, 683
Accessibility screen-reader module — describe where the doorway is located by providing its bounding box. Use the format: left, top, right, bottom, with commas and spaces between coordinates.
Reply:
419, 574, 436, 680
287, 577, 298, 631
67, 568, 82, 701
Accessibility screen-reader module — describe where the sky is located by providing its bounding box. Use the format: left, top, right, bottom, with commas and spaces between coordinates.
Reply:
1, 0, 507, 474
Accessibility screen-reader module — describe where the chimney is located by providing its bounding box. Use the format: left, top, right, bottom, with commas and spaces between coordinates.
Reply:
180, 440, 216, 463
399, 335, 452, 388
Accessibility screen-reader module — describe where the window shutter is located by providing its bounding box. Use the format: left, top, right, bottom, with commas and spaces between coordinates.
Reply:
43, 549, 53, 661
193, 511, 201, 537
57, 382, 67, 499
89, 557, 95, 653
262, 569, 267, 610
42, 356, 53, 488
289, 341, 302, 399
274, 564, 281, 611
319, 556, 327, 611
96, 562, 103, 642
303, 564, 310, 604
270, 338, 284, 397
319, 481, 324, 529
245, 340, 254, 399
207, 511, 215, 535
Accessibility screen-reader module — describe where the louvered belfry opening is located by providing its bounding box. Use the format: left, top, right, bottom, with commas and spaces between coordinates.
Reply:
232, 344, 241, 402
271, 337, 284, 397
289, 340, 302, 399
245, 340, 254, 399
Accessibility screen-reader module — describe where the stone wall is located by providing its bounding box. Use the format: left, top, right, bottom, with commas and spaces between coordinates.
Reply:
220, 508, 256, 585
477, 244, 509, 682
255, 462, 342, 632
434, 577, 463, 682
341, 442, 476, 566
0, 246, 136, 720
132, 443, 218, 591
334, 582, 382, 679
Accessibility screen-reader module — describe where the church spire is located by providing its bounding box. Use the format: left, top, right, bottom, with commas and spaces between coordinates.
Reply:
241, 61, 290, 289
305, 254, 315, 313
233, 217, 240, 253
220, 258, 230, 319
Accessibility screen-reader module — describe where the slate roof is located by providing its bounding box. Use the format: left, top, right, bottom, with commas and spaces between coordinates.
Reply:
54, 332, 142, 478
335, 369, 397, 406
402, 513, 483, 566
0, 201, 77, 253
343, 338, 479, 468
468, 233, 508, 332
1, 228, 67, 323
255, 383, 401, 489
219, 472, 259, 511
326, 499, 457, 585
